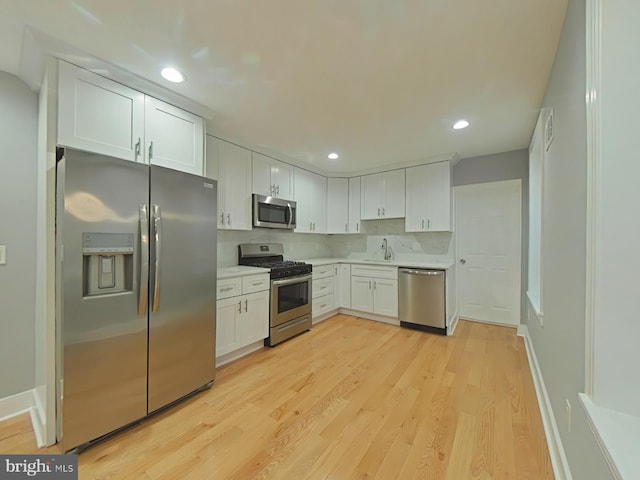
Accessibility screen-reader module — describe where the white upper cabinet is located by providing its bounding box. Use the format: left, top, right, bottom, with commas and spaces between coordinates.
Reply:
58, 61, 144, 162
294, 168, 326, 233
58, 61, 204, 175
348, 177, 361, 233
361, 170, 405, 220
204, 135, 219, 181
327, 178, 349, 234
144, 97, 204, 175
217, 139, 252, 230
405, 161, 452, 232
252, 152, 294, 199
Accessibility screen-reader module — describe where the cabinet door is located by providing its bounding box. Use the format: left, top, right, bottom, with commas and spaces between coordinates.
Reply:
405, 165, 428, 232
425, 161, 452, 231
373, 278, 398, 317
205, 135, 219, 181
144, 97, 204, 175
348, 177, 361, 233
382, 170, 405, 218
252, 152, 273, 196
294, 168, 311, 233
58, 61, 144, 162
361, 173, 382, 219
241, 290, 270, 345
218, 140, 252, 230
327, 178, 349, 234
273, 160, 294, 200
335, 264, 351, 308
310, 172, 327, 233
351, 276, 374, 313
216, 297, 242, 357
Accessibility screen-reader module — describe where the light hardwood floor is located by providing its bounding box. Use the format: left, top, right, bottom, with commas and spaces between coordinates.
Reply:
0, 315, 553, 479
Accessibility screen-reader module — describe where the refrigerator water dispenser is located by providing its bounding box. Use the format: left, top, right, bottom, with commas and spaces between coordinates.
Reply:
82, 232, 134, 296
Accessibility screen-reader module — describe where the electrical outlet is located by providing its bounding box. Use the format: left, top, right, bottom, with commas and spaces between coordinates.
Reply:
0, 245, 6, 265
564, 398, 572, 433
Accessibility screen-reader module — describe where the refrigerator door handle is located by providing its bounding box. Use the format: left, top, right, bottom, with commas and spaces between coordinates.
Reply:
151, 204, 162, 312
138, 204, 150, 317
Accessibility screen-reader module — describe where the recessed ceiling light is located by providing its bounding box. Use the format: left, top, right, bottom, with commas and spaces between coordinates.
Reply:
328, 152, 340, 160
161, 67, 185, 83
453, 119, 470, 130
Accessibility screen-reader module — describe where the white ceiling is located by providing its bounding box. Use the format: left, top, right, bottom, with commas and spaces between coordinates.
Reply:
0, 0, 567, 174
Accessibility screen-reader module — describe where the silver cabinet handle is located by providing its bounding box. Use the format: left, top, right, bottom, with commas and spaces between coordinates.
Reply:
271, 184, 275, 195
320, 303, 327, 309
369, 280, 372, 289
135, 138, 142, 162
244, 299, 248, 312
460, 259, 466, 264
138, 204, 149, 317
276, 184, 280, 195
356, 223, 359, 232
345, 223, 348, 233
313, 222, 316, 231
238, 301, 242, 313
377, 207, 381, 216
252, 281, 263, 286
382, 207, 385, 216
220, 286, 234, 292
227, 213, 231, 226
319, 286, 326, 290
151, 204, 162, 312
149, 141, 154, 162
373, 280, 377, 290
428, 218, 431, 229
422, 219, 425, 230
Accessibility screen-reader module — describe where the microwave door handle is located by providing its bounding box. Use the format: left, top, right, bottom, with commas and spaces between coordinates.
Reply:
287, 203, 293, 228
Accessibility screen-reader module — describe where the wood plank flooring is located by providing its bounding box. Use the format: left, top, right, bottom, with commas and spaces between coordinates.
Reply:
0, 315, 553, 479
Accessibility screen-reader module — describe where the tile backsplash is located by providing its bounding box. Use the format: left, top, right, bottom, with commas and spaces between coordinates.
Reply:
218, 218, 453, 267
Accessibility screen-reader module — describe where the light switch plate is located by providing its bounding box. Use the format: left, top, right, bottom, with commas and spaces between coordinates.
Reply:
0, 245, 6, 265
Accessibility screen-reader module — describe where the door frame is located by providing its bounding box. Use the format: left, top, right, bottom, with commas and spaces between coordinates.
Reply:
454, 179, 522, 327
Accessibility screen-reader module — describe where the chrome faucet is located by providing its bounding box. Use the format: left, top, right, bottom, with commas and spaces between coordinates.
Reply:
381, 238, 393, 261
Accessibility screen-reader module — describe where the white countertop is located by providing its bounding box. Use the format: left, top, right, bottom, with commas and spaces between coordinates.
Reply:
302, 257, 454, 270
217, 266, 269, 279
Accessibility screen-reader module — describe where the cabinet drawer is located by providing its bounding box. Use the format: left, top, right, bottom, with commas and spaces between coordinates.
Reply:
351, 265, 398, 279
217, 277, 242, 299
312, 293, 334, 318
312, 277, 334, 299
242, 274, 270, 294
312, 264, 334, 279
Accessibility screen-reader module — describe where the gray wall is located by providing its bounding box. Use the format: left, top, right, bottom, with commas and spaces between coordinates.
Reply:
0, 72, 38, 398
453, 149, 529, 324
528, 1, 613, 478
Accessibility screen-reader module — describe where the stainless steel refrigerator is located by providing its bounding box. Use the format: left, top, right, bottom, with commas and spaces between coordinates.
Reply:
56, 149, 217, 452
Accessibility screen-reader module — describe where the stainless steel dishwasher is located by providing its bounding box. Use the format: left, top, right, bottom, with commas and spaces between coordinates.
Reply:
398, 268, 446, 335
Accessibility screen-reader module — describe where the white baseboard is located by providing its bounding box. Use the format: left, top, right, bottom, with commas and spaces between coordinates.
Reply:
0, 388, 46, 447
338, 308, 400, 326
458, 316, 518, 329
448, 313, 459, 336
31, 387, 46, 447
519, 326, 573, 480
312, 309, 338, 325
215, 340, 265, 367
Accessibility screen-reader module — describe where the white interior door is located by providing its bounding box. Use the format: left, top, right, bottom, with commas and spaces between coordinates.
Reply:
455, 180, 521, 326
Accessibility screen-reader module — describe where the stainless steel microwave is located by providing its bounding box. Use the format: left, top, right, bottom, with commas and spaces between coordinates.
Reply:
252, 194, 297, 229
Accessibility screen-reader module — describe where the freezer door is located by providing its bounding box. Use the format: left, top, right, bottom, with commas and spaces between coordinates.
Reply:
58, 150, 149, 451
148, 166, 217, 413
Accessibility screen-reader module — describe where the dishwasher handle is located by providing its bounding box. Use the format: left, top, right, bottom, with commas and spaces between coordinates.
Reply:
399, 268, 444, 276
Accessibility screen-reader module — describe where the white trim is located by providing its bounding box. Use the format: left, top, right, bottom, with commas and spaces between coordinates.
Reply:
0, 390, 34, 423
448, 313, 460, 336
312, 309, 338, 325
338, 308, 400, 326
215, 340, 265, 367
584, 0, 602, 398
519, 326, 573, 480
457, 316, 517, 330
526, 290, 544, 328
578, 394, 624, 480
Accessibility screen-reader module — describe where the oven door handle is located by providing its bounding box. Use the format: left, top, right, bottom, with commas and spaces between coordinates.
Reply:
272, 274, 312, 286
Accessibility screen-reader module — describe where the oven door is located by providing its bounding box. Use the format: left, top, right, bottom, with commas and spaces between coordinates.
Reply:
271, 274, 312, 326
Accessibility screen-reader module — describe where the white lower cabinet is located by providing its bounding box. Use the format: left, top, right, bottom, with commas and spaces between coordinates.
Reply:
312, 264, 335, 319
216, 274, 269, 358
350, 265, 398, 317
334, 264, 351, 308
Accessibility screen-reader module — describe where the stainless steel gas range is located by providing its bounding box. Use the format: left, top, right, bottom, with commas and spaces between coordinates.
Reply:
238, 244, 312, 346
